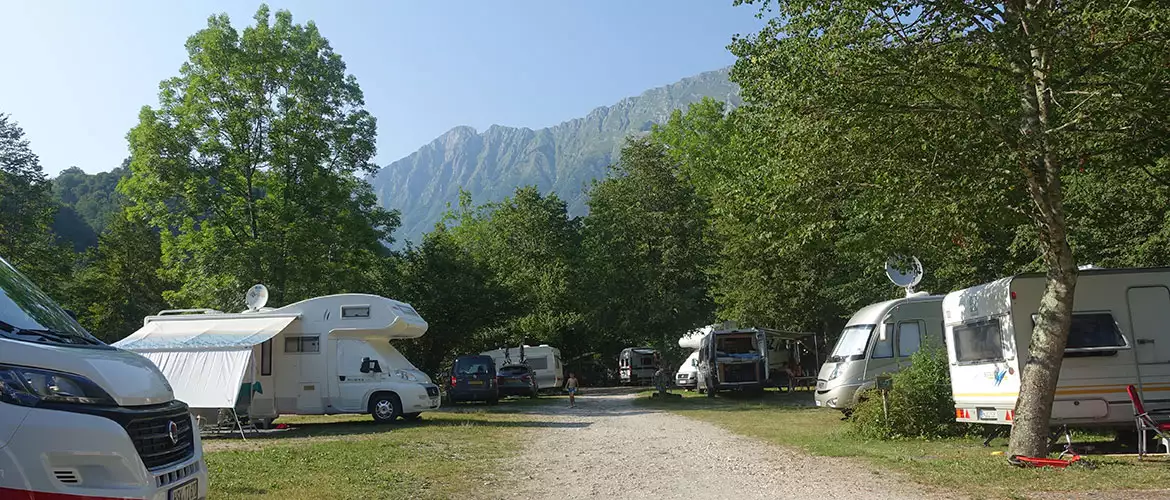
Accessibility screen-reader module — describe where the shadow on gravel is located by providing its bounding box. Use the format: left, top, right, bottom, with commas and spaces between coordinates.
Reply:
634, 389, 820, 412
202, 414, 593, 442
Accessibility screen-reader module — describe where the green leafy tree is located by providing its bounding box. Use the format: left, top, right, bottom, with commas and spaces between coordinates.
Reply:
581, 138, 715, 356
732, 0, 1170, 455
122, 5, 398, 310
0, 113, 70, 295
67, 211, 171, 342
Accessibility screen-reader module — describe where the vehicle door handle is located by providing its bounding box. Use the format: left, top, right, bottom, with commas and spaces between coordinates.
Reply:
1138, 339, 1155, 345
339, 376, 346, 381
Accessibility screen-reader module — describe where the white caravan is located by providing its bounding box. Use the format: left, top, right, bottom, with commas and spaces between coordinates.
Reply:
0, 256, 208, 500
115, 288, 440, 425
947, 267, 1170, 427
481, 345, 564, 391
815, 258, 946, 411
619, 347, 659, 385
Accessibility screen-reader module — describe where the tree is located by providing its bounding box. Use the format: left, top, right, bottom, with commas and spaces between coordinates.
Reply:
122, 5, 397, 311
0, 113, 70, 295
67, 211, 171, 342
732, 0, 1170, 455
581, 138, 715, 357
395, 227, 512, 375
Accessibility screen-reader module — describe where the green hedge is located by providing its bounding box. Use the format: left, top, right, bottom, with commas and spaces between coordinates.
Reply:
850, 345, 967, 439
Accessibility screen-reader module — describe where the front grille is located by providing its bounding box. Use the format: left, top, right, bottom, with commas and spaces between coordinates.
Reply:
425, 386, 440, 397
124, 405, 195, 470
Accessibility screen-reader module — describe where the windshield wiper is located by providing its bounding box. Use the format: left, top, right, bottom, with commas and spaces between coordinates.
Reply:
0, 320, 100, 345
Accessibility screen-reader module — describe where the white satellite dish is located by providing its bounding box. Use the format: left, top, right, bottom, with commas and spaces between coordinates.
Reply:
245, 284, 269, 311
884, 256, 924, 295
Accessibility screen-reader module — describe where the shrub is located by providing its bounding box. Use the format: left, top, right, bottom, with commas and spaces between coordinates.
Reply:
850, 345, 967, 439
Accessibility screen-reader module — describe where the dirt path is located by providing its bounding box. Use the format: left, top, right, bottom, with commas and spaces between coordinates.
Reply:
496, 391, 958, 500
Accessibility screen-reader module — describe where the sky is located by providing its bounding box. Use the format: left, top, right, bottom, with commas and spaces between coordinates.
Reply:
0, 1, 765, 176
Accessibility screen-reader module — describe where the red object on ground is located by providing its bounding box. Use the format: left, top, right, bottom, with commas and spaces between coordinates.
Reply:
275, 423, 289, 429
1008, 454, 1084, 468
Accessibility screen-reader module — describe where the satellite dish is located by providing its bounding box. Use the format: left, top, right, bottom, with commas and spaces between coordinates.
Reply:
245, 284, 269, 311
884, 256, 924, 295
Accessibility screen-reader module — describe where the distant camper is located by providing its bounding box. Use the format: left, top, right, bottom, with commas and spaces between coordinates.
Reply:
619, 347, 658, 385
947, 267, 1170, 428
480, 344, 564, 391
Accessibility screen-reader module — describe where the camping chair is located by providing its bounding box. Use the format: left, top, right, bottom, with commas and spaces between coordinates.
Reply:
1126, 384, 1170, 459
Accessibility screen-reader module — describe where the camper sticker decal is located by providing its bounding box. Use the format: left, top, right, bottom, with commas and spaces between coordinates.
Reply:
994, 368, 1008, 386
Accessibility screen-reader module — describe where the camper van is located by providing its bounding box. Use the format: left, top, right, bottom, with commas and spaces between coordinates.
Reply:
619, 347, 659, 385
947, 267, 1170, 427
696, 327, 770, 394
481, 345, 564, 391
115, 288, 440, 425
0, 256, 209, 500
815, 258, 945, 411
676, 350, 700, 389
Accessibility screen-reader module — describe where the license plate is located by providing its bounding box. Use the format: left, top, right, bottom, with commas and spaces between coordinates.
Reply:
977, 408, 997, 421
169, 479, 199, 500
469, 380, 483, 385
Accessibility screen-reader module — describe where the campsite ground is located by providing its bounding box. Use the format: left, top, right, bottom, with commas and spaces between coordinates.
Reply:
202, 389, 1170, 499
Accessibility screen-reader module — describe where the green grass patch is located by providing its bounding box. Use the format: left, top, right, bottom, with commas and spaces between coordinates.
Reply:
637, 391, 1170, 498
204, 404, 549, 500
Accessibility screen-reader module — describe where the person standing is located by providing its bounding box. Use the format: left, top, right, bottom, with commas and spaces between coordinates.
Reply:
566, 372, 579, 408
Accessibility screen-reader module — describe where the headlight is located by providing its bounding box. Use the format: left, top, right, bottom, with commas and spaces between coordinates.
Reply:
395, 369, 419, 382
826, 365, 841, 381
0, 365, 115, 407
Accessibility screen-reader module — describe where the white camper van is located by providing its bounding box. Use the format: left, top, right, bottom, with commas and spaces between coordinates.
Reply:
481, 345, 564, 391
619, 347, 659, 385
0, 256, 209, 500
947, 267, 1170, 427
115, 288, 440, 424
676, 325, 712, 389
815, 258, 945, 411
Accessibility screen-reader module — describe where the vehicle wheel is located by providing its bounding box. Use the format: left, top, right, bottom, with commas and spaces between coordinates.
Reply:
401, 412, 422, 421
369, 393, 401, 423
488, 398, 499, 406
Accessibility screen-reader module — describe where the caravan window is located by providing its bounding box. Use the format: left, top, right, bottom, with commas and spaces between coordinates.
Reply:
527, 357, 549, 370
897, 322, 922, 357
953, 319, 1005, 364
260, 339, 272, 375
285, 335, 320, 353
871, 323, 894, 359
1030, 312, 1127, 354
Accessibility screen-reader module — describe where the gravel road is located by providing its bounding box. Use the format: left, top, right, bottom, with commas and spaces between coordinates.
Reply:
497, 391, 958, 500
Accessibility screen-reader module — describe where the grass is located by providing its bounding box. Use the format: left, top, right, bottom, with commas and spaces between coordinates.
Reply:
637, 389, 1170, 499
204, 397, 561, 500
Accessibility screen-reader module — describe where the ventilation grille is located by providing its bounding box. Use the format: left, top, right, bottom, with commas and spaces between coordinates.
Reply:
53, 468, 81, 485
156, 461, 201, 488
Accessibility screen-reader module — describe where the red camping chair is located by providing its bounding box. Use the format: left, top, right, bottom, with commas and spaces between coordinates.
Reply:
1126, 384, 1170, 459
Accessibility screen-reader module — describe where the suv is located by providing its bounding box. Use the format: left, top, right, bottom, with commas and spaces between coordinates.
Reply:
448, 355, 499, 404
497, 364, 539, 398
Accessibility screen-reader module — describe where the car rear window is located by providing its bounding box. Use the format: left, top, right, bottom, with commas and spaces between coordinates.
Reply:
455, 358, 493, 374
499, 365, 529, 376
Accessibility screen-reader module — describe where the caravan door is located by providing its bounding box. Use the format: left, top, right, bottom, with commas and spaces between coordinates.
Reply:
1129, 286, 1170, 365
334, 339, 372, 412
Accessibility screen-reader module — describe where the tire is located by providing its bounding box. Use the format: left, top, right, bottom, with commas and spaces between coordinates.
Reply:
369, 393, 401, 423
488, 398, 499, 406
401, 412, 422, 421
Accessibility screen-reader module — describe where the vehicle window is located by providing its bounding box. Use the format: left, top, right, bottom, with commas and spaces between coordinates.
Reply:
871, 323, 894, 359
499, 366, 528, 376
285, 335, 320, 353
829, 324, 875, 362
455, 358, 493, 374
260, 339, 272, 375
526, 357, 548, 370
0, 258, 102, 346
897, 321, 922, 357
954, 319, 1005, 363
1030, 312, 1127, 354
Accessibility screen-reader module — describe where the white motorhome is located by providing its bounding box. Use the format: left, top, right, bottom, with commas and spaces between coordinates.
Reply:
481, 345, 564, 391
115, 288, 440, 425
619, 347, 659, 385
946, 267, 1170, 427
676, 325, 713, 389
0, 256, 208, 500
815, 258, 945, 411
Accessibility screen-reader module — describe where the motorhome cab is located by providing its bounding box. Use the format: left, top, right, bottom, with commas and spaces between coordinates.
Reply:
0, 256, 208, 500
619, 347, 658, 385
697, 326, 770, 395
676, 351, 700, 389
816, 258, 944, 411
947, 267, 1170, 427
115, 288, 440, 425
481, 345, 564, 391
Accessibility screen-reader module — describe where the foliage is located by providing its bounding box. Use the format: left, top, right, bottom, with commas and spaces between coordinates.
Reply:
850, 347, 965, 440
65, 211, 171, 342
0, 113, 71, 295
581, 138, 715, 357
121, 5, 398, 310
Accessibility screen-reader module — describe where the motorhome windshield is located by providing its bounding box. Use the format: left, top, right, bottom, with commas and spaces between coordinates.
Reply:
0, 258, 103, 347
828, 325, 874, 362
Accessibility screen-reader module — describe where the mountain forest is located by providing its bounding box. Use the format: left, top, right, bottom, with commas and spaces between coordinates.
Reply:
2, 3, 1169, 457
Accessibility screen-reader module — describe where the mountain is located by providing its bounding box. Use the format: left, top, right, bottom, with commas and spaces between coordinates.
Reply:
51, 165, 129, 250
369, 67, 740, 246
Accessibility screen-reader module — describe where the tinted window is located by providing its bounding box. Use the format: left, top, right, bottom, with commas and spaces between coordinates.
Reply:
499, 365, 529, 376
1030, 312, 1127, 355
871, 323, 894, 359
954, 319, 1005, 363
455, 358, 493, 374
898, 322, 922, 357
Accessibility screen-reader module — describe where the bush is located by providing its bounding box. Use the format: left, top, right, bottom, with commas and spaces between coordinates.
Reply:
850, 345, 967, 439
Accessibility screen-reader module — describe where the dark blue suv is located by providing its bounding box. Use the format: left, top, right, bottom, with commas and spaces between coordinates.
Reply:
447, 355, 499, 405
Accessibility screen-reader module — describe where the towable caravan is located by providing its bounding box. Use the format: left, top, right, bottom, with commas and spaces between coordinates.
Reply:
115, 286, 441, 425
619, 347, 659, 385
947, 267, 1170, 428
815, 258, 946, 411
481, 345, 564, 391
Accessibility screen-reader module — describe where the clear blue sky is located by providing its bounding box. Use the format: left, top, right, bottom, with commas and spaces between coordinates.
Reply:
0, 1, 763, 176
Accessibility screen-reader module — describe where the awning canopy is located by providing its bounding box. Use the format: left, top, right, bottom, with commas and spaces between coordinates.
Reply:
114, 316, 297, 352
113, 315, 297, 409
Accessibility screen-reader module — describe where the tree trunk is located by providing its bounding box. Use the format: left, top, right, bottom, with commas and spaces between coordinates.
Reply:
1005, 0, 1081, 458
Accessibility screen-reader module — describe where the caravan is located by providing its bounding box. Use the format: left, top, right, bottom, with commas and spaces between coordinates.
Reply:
815, 258, 946, 411
619, 347, 658, 385
115, 287, 441, 425
946, 267, 1170, 427
481, 345, 564, 391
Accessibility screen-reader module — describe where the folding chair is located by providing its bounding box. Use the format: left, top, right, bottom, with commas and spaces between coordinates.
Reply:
1126, 384, 1170, 459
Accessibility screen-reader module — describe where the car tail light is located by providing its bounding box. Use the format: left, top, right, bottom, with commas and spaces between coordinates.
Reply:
450, 375, 457, 386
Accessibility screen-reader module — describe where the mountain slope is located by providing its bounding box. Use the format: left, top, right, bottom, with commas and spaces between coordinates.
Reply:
370, 67, 740, 246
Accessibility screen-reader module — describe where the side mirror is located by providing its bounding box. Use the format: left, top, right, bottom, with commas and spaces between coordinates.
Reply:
65, 309, 78, 320
360, 357, 382, 374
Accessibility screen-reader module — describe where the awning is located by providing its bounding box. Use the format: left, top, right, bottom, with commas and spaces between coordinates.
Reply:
114, 316, 297, 351
113, 315, 296, 409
